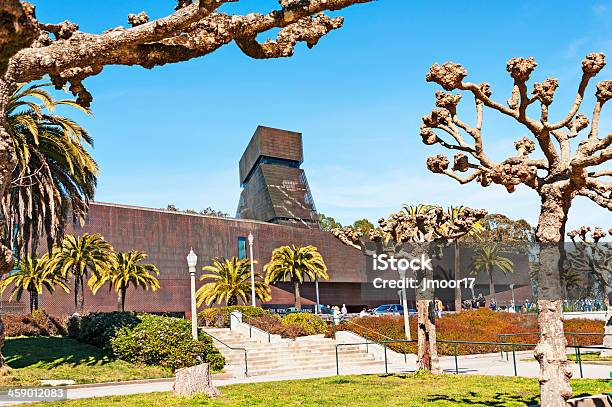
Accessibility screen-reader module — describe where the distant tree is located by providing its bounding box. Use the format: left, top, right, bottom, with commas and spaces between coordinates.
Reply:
197, 257, 270, 306
317, 213, 342, 231
264, 245, 328, 310
89, 250, 160, 312
352, 219, 376, 236
200, 207, 229, 218
566, 227, 612, 355
332, 204, 486, 373
468, 244, 514, 301
48, 233, 115, 313
165, 204, 229, 218
0, 254, 69, 312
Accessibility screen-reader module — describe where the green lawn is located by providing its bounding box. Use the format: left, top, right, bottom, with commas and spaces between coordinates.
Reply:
23, 374, 610, 407
0, 337, 173, 387
567, 352, 612, 364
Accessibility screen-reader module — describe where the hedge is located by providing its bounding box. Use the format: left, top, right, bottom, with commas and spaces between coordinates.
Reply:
3, 310, 67, 337
330, 309, 604, 355
281, 313, 327, 335
198, 306, 269, 328
77, 312, 140, 349
111, 314, 225, 372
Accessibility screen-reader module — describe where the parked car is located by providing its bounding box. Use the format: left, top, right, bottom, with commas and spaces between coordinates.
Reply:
373, 304, 404, 315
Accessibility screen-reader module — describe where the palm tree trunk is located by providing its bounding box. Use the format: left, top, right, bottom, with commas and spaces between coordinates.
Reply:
75, 275, 85, 313
29, 290, 39, 312
120, 287, 127, 312
294, 280, 301, 310
0, 79, 17, 370
454, 241, 462, 312
227, 296, 238, 306
488, 268, 495, 302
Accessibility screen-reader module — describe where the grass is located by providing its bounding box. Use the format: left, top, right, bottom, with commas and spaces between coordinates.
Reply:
0, 336, 173, 388
23, 373, 610, 407
567, 352, 612, 364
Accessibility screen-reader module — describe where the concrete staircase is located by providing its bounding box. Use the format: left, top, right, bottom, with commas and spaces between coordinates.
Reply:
203, 328, 382, 377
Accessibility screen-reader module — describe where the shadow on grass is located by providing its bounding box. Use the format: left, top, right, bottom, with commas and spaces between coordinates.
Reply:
425, 391, 539, 407
4, 337, 113, 369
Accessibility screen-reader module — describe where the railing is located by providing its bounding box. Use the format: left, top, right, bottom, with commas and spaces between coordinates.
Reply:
229, 312, 271, 343
334, 337, 612, 378
200, 329, 249, 376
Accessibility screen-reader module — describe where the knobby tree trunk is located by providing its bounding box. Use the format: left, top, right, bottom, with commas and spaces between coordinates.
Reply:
294, 280, 301, 310
534, 190, 573, 407
454, 241, 462, 313
416, 254, 440, 373
227, 295, 238, 306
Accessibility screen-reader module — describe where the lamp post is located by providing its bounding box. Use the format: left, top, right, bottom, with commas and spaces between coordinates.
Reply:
509, 283, 515, 311
187, 248, 198, 340
248, 232, 256, 307
398, 269, 411, 341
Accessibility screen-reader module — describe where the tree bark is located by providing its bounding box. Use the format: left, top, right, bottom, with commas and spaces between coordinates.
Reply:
488, 268, 496, 302
294, 280, 301, 310
120, 287, 127, 312
29, 289, 39, 312
454, 241, 462, 312
173, 363, 220, 398
416, 254, 440, 373
534, 190, 573, 407
416, 299, 441, 373
74, 275, 85, 313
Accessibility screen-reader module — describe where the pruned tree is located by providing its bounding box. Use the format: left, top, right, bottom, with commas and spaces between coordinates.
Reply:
0, 0, 372, 365
420, 53, 611, 405
0, 0, 373, 271
566, 226, 612, 355
332, 204, 486, 373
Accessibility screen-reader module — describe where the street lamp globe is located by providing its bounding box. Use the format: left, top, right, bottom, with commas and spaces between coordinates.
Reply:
187, 248, 197, 269
248, 232, 254, 246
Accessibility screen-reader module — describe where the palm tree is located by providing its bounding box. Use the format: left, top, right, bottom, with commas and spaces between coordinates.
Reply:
264, 245, 328, 310
3, 83, 98, 258
196, 257, 270, 306
0, 254, 69, 312
89, 250, 160, 312
48, 233, 115, 313
468, 244, 514, 302
446, 206, 483, 312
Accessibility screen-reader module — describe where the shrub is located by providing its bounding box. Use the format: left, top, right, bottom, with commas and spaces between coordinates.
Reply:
67, 313, 81, 339
78, 312, 140, 349
269, 323, 308, 339
111, 314, 224, 371
3, 311, 67, 337
282, 313, 327, 335
198, 306, 269, 328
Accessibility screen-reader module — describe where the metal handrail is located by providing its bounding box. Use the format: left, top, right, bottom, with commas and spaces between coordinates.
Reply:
229, 312, 271, 343
200, 329, 249, 376
334, 337, 612, 378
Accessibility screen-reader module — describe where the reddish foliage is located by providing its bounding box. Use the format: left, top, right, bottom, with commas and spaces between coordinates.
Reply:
4, 311, 67, 337
330, 309, 604, 355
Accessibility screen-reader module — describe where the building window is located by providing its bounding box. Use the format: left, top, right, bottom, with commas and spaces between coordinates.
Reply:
237, 237, 247, 260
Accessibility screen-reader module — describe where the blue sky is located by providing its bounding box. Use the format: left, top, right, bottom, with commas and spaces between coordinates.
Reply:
32, 0, 612, 230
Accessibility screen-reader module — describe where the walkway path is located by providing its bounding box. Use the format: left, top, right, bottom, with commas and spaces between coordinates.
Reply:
2, 351, 609, 405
